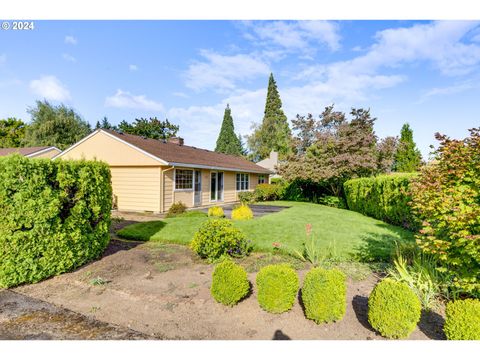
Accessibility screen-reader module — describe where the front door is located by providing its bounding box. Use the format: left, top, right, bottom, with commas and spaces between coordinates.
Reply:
194, 170, 202, 206
210, 171, 224, 201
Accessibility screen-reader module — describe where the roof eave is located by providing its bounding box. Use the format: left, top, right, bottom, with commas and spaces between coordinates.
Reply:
168, 162, 272, 174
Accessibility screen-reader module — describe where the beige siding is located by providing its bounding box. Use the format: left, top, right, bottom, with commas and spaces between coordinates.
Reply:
163, 168, 174, 212
201, 170, 210, 205
174, 191, 194, 208
58, 131, 160, 166
31, 148, 61, 159
111, 167, 160, 212
223, 172, 236, 203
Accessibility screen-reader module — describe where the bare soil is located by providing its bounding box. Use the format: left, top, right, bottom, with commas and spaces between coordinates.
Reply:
11, 238, 446, 340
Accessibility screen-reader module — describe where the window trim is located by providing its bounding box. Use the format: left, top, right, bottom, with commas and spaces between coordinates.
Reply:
236, 173, 250, 192
174, 168, 194, 191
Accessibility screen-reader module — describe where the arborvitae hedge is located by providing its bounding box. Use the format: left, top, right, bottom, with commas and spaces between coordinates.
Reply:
343, 173, 418, 229
0, 155, 112, 288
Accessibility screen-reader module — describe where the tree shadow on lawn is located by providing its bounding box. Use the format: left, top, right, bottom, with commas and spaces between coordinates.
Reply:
115, 220, 166, 242
352, 227, 415, 263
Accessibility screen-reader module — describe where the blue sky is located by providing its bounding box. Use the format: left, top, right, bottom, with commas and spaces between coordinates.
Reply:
1, 20, 479, 158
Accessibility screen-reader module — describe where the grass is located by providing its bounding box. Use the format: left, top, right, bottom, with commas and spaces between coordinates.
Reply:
117, 201, 414, 261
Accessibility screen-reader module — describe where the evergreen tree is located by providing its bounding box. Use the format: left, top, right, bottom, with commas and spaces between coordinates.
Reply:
393, 123, 422, 172
247, 73, 291, 161
214, 104, 244, 156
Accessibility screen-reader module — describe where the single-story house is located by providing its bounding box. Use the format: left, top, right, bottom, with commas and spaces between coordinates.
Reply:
54, 129, 272, 213
0, 146, 61, 159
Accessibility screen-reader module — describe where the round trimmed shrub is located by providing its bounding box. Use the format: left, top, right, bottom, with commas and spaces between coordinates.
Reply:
368, 279, 421, 339
190, 218, 250, 260
444, 299, 480, 340
211, 259, 250, 306
208, 205, 224, 218
231, 204, 253, 220
302, 268, 347, 324
256, 264, 299, 314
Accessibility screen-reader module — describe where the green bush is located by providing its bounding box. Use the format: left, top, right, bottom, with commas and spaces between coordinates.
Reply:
256, 264, 299, 314
166, 201, 187, 218
190, 218, 251, 260
368, 279, 421, 339
231, 204, 253, 220
253, 183, 284, 201
410, 129, 480, 296
344, 173, 418, 229
208, 205, 224, 217
318, 195, 346, 209
211, 259, 250, 306
238, 191, 255, 204
444, 299, 480, 340
301, 268, 347, 324
0, 155, 112, 288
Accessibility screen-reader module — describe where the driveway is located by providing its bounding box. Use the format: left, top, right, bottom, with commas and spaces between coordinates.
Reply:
200, 204, 290, 218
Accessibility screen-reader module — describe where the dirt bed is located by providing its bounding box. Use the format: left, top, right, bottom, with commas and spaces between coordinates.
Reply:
12, 239, 445, 340
0, 289, 150, 340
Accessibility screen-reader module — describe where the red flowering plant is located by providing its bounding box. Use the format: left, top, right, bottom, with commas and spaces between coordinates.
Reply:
410, 128, 480, 296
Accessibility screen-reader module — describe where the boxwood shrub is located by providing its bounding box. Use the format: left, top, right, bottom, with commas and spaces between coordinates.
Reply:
190, 218, 251, 260
0, 155, 112, 288
343, 173, 418, 229
231, 203, 254, 220
256, 264, 299, 314
208, 205, 224, 218
211, 259, 250, 306
301, 268, 347, 324
368, 279, 421, 339
444, 299, 480, 340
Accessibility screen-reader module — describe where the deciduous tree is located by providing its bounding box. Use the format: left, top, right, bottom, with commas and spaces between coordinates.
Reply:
118, 117, 179, 140
0, 118, 27, 148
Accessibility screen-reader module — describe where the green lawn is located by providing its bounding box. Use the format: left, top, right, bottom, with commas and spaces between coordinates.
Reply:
117, 201, 414, 261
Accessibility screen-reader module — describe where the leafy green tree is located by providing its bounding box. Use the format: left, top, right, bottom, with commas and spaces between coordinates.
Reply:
0, 118, 28, 148
23, 101, 91, 150
95, 116, 117, 130
278, 105, 378, 196
118, 117, 179, 140
247, 73, 291, 161
411, 128, 480, 296
215, 105, 244, 156
393, 123, 422, 172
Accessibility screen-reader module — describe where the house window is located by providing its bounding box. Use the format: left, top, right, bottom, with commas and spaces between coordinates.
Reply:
175, 169, 193, 190
236, 173, 249, 191
258, 175, 267, 184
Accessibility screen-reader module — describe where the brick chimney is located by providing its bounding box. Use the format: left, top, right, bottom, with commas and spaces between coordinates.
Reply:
168, 136, 184, 146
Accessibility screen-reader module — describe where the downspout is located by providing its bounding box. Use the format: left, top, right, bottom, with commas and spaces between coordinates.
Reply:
161, 165, 175, 213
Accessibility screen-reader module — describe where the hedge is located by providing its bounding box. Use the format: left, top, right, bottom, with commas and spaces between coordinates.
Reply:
343, 173, 418, 229
0, 155, 112, 288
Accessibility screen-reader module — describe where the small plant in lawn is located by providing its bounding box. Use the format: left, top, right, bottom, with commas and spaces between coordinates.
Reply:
90, 277, 109, 286
294, 224, 338, 267
208, 206, 225, 218
231, 203, 254, 220
368, 279, 421, 339
444, 299, 480, 340
302, 268, 347, 324
256, 264, 299, 314
237, 191, 255, 204
166, 201, 187, 218
211, 259, 250, 306
190, 218, 251, 260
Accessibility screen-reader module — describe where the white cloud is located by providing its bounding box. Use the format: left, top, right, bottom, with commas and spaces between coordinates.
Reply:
184, 50, 270, 91
172, 91, 189, 98
244, 20, 341, 53
29, 75, 71, 101
62, 53, 76, 62
64, 35, 77, 45
129, 64, 138, 71
417, 81, 476, 103
105, 89, 164, 112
